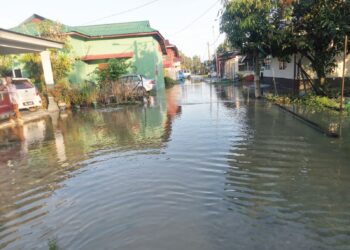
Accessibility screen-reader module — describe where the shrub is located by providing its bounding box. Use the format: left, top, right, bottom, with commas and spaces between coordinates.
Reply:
164, 76, 178, 88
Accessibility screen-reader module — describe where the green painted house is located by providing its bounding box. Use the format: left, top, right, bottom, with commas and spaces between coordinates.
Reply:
12, 14, 167, 89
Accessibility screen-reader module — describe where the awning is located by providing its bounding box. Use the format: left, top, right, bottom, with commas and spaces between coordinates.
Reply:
0, 28, 63, 55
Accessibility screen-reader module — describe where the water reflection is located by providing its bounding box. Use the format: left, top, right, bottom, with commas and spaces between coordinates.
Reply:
0, 88, 182, 249
0, 82, 350, 250
218, 88, 350, 249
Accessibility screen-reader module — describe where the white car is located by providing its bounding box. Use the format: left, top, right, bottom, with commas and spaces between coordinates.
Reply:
12, 78, 42, 110
183, 70, 191, 79
119, 74, 156, 93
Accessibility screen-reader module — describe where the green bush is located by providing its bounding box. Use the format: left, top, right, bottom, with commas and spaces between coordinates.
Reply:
164, 76, 178, 88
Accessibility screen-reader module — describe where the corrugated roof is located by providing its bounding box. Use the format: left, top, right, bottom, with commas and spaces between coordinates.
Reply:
12, 16, 157, 37
10, 14, 168, 54
68, 21, 156, 36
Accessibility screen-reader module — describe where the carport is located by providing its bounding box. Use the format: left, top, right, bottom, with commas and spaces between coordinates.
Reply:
0, 28, 63, 86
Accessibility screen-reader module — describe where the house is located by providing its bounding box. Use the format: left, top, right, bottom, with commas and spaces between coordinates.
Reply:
0, 27, 63, 112
163, 40, 181, 80
217, 51, 254, 80
12, 14, 167, 90
261, 54, 350, 94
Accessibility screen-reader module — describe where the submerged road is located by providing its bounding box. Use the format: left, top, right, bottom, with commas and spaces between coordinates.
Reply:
0, 82, 350, 249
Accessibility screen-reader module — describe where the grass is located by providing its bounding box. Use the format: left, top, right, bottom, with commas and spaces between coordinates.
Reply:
266, 94, 344, 112
48, 239, 59, 250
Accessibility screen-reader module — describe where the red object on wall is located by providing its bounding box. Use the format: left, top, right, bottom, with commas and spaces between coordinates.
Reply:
81, 52, 134, 61
0, 90, 15, 120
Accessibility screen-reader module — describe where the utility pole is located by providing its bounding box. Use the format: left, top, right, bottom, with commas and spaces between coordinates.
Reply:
207, 42, 211, 73
341, 35, 348, 111
207, 42, 211, 61
212, 26, 219, 76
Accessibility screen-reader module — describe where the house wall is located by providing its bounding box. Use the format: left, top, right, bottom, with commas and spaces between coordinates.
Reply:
68, 36, 165, 90
163, 48, 181, 80
223, 57, 239, 79
261, 54, 350, 93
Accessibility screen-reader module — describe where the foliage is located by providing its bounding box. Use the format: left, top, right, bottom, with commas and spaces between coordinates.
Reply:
220, 0, 350, 96
290, 0, 350, 92
49, 80, 71, 103
20, 54, 45, 91
48, 239, 58, 250
267, 94, 341, 111
191, 55, 206, 74
94, 59, 130, 84
216, 39, 234, 55
179, 51, 193, 70
94, 59, 130, 103
164, 76, 178, 88
49, 81, 98, 106
221, 0, 276, 97
0, 56, 13, 76
179, 51, 206, 74
19, 20, 73, 92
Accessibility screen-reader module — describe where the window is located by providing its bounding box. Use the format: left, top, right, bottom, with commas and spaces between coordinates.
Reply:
13, 69, 22, 78
264, 56, 272, 70
13, 80, 33, 89
279, 60, 287, 70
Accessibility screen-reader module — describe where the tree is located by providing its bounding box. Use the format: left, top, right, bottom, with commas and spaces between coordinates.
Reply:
0, 56, 14, 77
216, 39, 234, 54
290, 0, 350, 94
94, 59, 130, 102
179, 51, 193, 70
20, 20, 73, 92
221, 0, 275, 97
192, 55, 202, 74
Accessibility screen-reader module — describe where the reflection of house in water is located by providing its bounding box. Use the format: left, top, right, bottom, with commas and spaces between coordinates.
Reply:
0, 98, 182, 240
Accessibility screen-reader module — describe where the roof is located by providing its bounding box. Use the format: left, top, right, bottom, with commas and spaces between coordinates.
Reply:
68, 21, 156, 37
164, 40, 179, 57
11, 14, 167, 54
0, 28, 63, 55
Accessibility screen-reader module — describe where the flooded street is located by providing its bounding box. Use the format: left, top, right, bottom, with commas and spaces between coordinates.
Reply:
1, 81, 350, 249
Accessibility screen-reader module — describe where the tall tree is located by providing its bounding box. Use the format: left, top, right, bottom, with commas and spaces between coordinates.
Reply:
221, 0, 275, 97
291, 0, 350, 94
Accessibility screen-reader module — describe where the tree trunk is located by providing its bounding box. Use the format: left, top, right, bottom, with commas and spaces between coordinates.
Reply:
314, 75, 327, 96
253, 50, 262, 98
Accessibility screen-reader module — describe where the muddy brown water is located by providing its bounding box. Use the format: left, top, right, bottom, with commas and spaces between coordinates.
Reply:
0, 82, 350, 249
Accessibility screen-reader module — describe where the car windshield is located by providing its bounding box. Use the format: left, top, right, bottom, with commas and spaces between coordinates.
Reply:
13, 80, 33, 89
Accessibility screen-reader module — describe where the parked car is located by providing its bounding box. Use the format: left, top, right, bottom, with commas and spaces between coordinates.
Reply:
118, 74, 156, 94
208, 71, 217, 78
177, 71, 185, 81
12, 78, 42, 110
183, 70, 191, 79
0, 87, 15, 121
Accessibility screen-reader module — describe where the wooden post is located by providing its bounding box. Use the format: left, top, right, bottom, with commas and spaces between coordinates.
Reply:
341, 35, 348, 111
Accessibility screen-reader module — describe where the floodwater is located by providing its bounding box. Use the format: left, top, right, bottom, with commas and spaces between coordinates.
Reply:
0, 81, 350, 250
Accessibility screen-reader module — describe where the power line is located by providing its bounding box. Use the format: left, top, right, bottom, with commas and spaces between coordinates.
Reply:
81, 0, 161, 25
170, 0, 221, 36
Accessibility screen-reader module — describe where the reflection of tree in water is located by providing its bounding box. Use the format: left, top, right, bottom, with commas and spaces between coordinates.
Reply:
222, 99, 350, 247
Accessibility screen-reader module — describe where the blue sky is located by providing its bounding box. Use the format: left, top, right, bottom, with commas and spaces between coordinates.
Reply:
0, 0, 225, 60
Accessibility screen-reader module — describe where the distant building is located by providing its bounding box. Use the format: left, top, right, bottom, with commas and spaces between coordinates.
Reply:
217, 52, 254, 80
12, 14, 168, 89
163, 40, 181, 80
